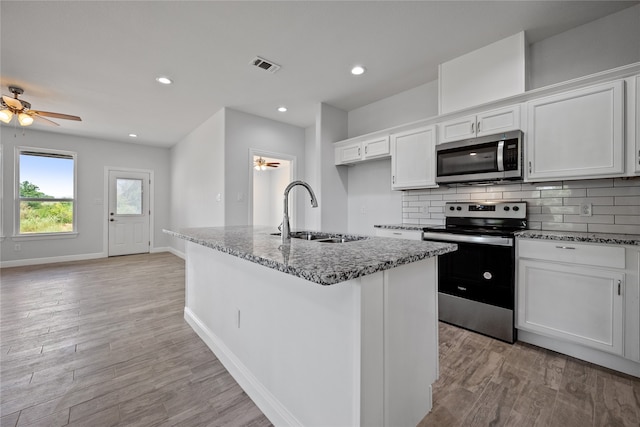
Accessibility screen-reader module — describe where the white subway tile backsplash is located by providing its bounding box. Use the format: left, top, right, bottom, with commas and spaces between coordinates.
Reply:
529, 214, 564, 223
614, 178, 640, 187
563, 197, 614, 206
503, 190, 541, 199
542, 222, 588, 232
615, 216, 640, 225
521, 182, 563, 191
615, 196, 640, 206
588, 186, 640, 197
541, 189, 587, 198
588, 223, 640, 234
401, 178, 640, 235
563, 179, 613, 189
563, 215, 615, 224
523, 197, 563, 206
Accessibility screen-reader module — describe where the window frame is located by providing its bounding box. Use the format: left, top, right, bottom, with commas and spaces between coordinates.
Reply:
14, 146, 78, 239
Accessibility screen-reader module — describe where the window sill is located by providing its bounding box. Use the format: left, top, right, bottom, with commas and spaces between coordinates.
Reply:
12, 232, 79, 242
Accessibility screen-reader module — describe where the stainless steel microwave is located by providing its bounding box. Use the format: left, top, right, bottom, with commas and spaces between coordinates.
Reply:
435, 130, 523, 184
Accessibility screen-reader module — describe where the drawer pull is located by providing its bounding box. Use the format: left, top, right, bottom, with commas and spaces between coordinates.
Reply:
393, 232, 402, 235
618, 280, 621, 296
555, 246, 576, 250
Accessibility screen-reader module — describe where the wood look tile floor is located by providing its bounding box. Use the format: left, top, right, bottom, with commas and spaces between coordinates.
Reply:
1, 253, 638, 427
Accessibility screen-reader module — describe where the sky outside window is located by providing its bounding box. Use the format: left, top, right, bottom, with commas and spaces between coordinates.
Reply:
20, 154, 74, 198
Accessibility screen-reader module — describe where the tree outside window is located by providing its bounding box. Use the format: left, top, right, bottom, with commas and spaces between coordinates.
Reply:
18, 149, 76, 234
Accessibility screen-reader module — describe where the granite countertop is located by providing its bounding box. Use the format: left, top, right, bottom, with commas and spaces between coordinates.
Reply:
164, 226, 457, 286
516, 229, 640, 246
374, 223, 427, 231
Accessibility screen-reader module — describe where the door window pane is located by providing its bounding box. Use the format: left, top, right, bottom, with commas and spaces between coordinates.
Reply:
116, 178, 143, 215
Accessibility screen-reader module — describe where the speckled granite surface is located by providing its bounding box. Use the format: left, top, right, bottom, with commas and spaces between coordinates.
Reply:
374, 223, 427, 231
164, 226, 457, 286
516, 230, 640, 246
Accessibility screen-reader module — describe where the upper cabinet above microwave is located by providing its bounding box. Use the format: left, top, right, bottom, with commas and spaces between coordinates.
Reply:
526, 80, 625, 181
438, 105, 521, 144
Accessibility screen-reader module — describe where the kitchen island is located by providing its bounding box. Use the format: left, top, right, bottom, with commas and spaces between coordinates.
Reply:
165, 226, 456, 427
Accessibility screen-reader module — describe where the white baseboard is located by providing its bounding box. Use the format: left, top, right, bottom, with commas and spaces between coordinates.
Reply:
184, 307, 302, 427
0, 252, 106, 268
164, 246, 185, 259
518, 330, 640, 378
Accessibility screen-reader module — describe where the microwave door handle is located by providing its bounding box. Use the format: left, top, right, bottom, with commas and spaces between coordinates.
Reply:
497, 140, 505, 172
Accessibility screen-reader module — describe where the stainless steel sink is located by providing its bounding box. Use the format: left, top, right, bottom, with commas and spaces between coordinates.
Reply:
271, 231, 368, 243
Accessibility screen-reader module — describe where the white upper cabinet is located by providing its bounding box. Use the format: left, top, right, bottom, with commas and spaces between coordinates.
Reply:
438, 105, 521, 144
391, 125, 437, 190
526, 80, 625, 181
334, 135, 390, 165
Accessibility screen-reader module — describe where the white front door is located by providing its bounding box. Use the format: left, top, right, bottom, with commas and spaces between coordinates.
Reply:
108, 170, 150, 256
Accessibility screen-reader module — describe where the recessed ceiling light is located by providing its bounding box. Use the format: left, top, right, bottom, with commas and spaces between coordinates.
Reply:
277, 106, 287, 113
351, 65, 366, 76
129, 133, 138, 138
155, 76, 173, 85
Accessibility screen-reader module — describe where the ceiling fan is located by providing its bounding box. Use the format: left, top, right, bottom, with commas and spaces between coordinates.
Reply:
0, 86, 82, 127
254, 157, 280, 170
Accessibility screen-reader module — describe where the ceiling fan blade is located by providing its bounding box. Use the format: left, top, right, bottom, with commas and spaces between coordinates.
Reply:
32, 115, 60, 127
33, 110, 82, 121
2, 95, 23, 110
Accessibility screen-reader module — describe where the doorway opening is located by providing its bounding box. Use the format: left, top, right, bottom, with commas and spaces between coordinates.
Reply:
249, 150, 295, 228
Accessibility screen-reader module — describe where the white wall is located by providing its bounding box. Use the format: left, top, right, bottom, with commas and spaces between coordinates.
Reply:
347, 81, 439, 139
317, 103, 349, 232
224, 109, 306, 228
170, 108, 226, 256
304, 124, 320, 231
253, 161, 290, 227
529, 4, 640, 89
1, 127, 171, 265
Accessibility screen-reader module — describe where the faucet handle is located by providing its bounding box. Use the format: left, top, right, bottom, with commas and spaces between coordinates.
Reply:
278, 222, 283, 232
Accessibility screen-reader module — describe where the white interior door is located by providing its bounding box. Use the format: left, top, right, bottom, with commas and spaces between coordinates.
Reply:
108, 170, 150, 256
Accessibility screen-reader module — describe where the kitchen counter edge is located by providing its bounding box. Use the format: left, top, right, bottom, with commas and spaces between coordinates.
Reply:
516, 229, 640, 246
164, 226, 457, 286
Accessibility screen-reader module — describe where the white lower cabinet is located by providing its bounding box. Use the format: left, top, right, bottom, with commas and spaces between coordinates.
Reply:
391, 125, 437, 190
518, 258, 624, 355
517, 238, 640, 377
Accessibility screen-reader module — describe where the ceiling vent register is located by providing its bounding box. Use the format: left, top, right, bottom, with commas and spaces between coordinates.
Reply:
250, 56, 281, 73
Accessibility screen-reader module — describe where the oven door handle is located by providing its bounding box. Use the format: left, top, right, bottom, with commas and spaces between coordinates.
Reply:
423, 232, 513, 247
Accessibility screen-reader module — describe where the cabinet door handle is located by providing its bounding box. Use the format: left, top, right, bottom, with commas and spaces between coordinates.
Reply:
477, 120, 481, 132
365, 145, 368, 155
471, 122, 475, 134
555, 246, 576, 250
358, 147, 361, 156
618, 280, 622, 296
528, 161, 532, 174
638, 150, 639, 165
392, 175, 395, 184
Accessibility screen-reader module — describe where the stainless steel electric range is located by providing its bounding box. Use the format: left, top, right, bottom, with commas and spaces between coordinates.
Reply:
423, 201, 527, 343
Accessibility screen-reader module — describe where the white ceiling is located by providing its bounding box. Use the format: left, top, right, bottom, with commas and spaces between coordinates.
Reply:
1, 1, 637, 148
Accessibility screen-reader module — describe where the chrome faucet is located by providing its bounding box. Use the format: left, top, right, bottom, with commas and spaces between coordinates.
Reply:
281, 180, 318, 243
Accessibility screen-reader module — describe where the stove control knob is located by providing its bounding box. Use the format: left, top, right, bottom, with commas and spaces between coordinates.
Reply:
456, 206, 462, 211
513, 206, 520, 212
449, 206, 455, 211
503, 206, 510, 211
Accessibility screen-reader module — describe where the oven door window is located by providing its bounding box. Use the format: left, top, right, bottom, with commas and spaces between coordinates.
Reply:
438, 241, 514, 309
437, 142, 499, 176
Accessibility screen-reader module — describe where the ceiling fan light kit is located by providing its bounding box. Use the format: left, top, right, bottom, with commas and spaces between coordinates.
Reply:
0, 86, 82, 127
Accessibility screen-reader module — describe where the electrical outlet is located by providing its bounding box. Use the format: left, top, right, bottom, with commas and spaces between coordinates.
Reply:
580, 202, 592, 217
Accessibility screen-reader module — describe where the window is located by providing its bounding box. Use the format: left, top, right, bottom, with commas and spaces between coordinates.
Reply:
16, 148, 76, 235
